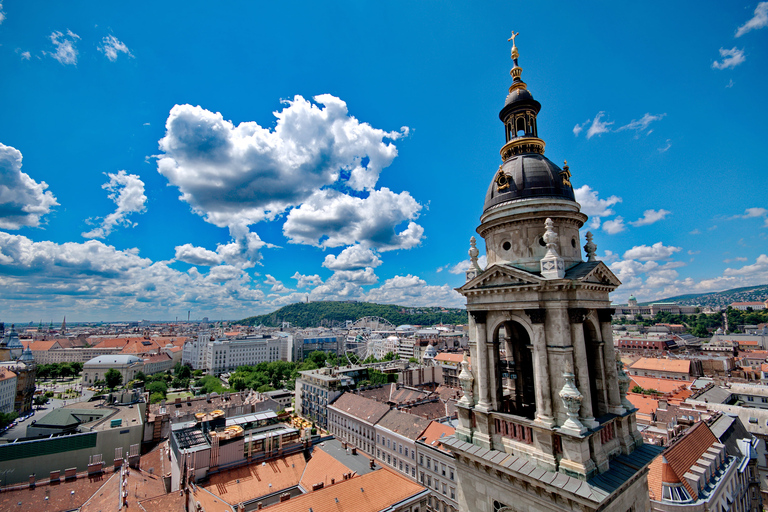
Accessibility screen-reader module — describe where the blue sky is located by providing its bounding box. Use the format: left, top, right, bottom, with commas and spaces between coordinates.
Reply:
1, 1, 767, 322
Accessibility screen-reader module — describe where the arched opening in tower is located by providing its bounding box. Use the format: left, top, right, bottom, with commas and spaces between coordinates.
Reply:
493, 321, 536, 420
583, 320, 608, 419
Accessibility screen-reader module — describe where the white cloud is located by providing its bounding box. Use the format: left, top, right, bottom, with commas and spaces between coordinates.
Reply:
573, 120, 590, 137
82, 171, 147, 239
724, 254, 768, 277
740, 207, 768, 219
157, 96, 407, 235
629, 209, 671, 227
264, 274, 292, 293
616, 113, 666, 134
365, 274, 465, 308
689, 229, 701, 235
622, 242, 682, 261
47, 30, 80, 65
17, 50, 31, 61
658, 139, 672, 153
0, 3, 5, 24
726, 79, 735, 88
602, 217, 626, 235
723, 257, 748, 263
688, 250, 701, 255
599, 250, 619, 263
574, 185, 622, 229
98, 35, 132, 61
291, 272, 323, 288
712, 47, 746, 70
283, 188, 423, 251
174, 244, 222, 266
585, 112, 613, 139
173, 233, 269, 269
447, 255, 488, 274
0, 143, 59, 230
0, 232, 266, 320
736, 2, 768, 37
322, 244, 382, 270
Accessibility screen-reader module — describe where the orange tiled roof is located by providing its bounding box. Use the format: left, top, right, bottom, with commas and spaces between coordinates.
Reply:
0, 369, 16, 381
202, 453, 307, 505
418, 420, 455, 453
300, 446, 353, 490
629, 358, 690, 374
24, 340, 61, 351
92, 338, 131, 349
265, 467, 426, 512
434, 353, 466, 364
629, 376, 691, 395
648, 422, 718, 498
626, 393, 658, 416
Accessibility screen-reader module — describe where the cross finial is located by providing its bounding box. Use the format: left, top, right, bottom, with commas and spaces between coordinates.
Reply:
508, 31, 519, 45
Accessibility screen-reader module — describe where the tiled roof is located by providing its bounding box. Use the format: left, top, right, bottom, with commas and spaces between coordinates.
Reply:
629, 376, 691, 395
190, 486, 235, 512
377, 409, 431, 440
300, 446, 353, 490
434, 352, 465, 363
406, 400, 454, 421
651, 421, 718, 497
626, 393, 658, 416
629, 358, 690, 373
92, 338, 131, 349
357, 383, 430, 405
330, 393, 391, 424
202, 452, 307, 505
265, 467, 426, 512
418, 421, 455, 453
24, 340, 61, 351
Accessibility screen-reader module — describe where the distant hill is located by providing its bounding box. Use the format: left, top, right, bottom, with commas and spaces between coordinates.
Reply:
237, 301, 467, 328
638, 284, 768, 308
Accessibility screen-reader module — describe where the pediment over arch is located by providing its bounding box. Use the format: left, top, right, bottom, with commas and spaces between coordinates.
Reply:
458, 263, 543, 293
566, 261, 621, 287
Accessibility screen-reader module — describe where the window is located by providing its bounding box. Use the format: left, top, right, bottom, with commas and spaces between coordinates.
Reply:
404, 447, 408, 457
449, 469, 454, 481
400, 460, 403, 471
441, 464, 446, 477
420, 472, 424, 484
399, 444, 403, 454
387, 439, 391, 448
412, 467, 416, 477
435, 479, 439, 490
427, 475, 431, 487
450, 487, 455, 500
420, 454, 424, 465
427, 458, 431, 469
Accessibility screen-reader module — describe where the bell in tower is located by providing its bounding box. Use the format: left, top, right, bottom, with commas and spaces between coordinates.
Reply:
442, 32, 660, 512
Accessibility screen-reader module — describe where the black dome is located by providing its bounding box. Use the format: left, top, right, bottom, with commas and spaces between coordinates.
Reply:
483, 153, 575, 213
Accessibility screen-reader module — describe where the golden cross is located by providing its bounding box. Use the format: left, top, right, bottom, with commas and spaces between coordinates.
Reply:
508, 31, 519, 45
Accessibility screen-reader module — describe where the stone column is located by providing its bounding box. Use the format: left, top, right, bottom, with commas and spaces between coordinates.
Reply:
526, 309, 554, 428
598, 308, 624, 415
569, 308, 597, 428
471, 311, 491, 412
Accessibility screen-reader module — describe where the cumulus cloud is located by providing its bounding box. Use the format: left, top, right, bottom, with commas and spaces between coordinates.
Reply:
283, 187, 423, 251
291, 272, 323, 288
264, 274, 292, 293
447, 255, 488, 274
157, 96, 407, 234
724, 254, 768, 276
47, 30, 80, 65
574, 185, 622, 230
732, 207, 768, 220
602, 217, 626, 235
82, 171, 147, 239
712, 47, 746, 70
0, 143, 59, 230
322, 244, 382, 270
736, 2, 768, 37
629, 209, 671, 227
623, 242, 682, 261
20, 51, 31, 60
365, 275, 464, 308
0, 232, 265, 320
98, 35, 132, 61
174, 233, 268, 269
616, 113, 666, 134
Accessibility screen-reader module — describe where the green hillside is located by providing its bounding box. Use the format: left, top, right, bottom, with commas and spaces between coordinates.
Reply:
237, 301, 467, 328
638, 284, 768, 308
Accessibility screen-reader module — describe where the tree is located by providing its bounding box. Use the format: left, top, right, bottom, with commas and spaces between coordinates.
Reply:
631, 385, 644, 394
71, 362, 83, 375
34, 395, 49, 407
135, 371, 147, 383
177, 365, 192, 380
257, 384, 276, 393
104, 368, 123, 389
383, 351, 397, 361
146, 380, 168, 396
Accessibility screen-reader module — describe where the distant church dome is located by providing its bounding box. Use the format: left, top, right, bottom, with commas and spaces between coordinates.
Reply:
423, 344, 437, 360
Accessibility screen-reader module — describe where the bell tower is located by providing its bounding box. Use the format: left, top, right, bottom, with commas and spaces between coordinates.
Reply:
443, 33, 660, 512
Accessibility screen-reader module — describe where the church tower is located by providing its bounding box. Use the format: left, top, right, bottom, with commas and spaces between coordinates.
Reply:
444, 34, 660, 512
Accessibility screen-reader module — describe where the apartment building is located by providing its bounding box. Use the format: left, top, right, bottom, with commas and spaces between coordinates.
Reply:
416, 421, 458, 512
374, 409, 430, 482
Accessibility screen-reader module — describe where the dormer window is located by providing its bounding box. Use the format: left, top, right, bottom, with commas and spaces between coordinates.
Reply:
662, 483, 692, 502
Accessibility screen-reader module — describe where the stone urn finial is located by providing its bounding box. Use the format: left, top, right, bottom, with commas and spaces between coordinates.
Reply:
458, 351, 474, 407
559, 372, 586, 435
584, 231, 597, 262
540, 218, 565, 279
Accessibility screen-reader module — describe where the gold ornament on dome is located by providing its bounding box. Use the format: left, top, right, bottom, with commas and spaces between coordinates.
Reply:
495, 166, 510, 191
560, 160, 572, 187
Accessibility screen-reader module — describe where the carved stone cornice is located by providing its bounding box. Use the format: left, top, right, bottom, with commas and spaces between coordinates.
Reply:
596, 308, 615, 323
525, 308, 546, 324
567, 308, 588, 324
469, 310, 487, 323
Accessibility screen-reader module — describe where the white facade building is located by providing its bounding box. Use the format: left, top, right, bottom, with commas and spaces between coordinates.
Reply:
183, 333, 282, 374
0, 368, 17, 414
